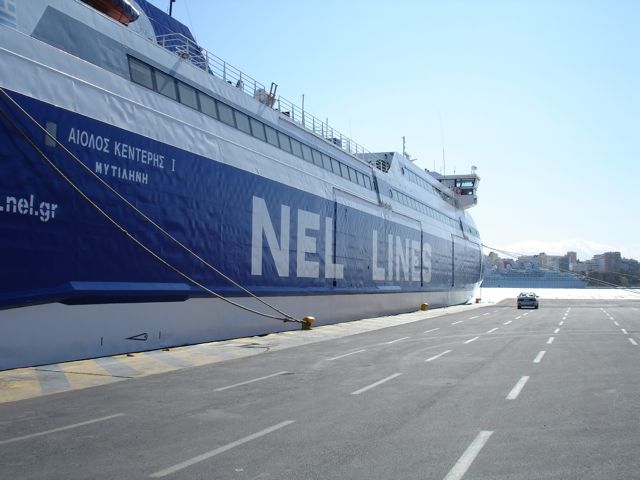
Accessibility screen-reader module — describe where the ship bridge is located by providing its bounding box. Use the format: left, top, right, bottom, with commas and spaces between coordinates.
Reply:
432, 171, 480, 210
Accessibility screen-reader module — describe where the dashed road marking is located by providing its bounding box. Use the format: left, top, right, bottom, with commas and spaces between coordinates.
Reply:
351, 373, 402, 395
554, 328, 560, 334
326, 350, 366, 361
503, 320, 512, 325
464, 337, 479, 344
486, 327, 499, 334
547, 337, 555, 345
451, 321, 464, 325
506, 376, 530, 400
533, 351, 546, 364
469, 316, 479, 320
559, 321, 564, 326
214, 371, 288, 392
443, 430, 494, 480
424, 327, 440, 334
614, 321, 620, 327
149, 420, 295, 478
385, 336, 410, 344
621, 329, 628, 335
426, 350, 452, 362
0, 414, 125, 446
629, 338, 638, 346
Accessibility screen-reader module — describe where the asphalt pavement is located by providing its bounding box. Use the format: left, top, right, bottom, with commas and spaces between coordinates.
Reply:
0, 298, 638, 479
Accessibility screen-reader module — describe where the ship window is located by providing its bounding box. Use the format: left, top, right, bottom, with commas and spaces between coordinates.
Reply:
311, 149, 322, 165
265, 125, 279, 146
129, 58, 154, 90
364, 176, 372, 190
199, 93, 217, 118
217, 102, 235, 127
331, 158, 340, 175
177, 82, 198, 109
301, 144, 313, 162
347, 166, 357, 183
290, 138, 303, 158
277, 132, 291, 153
44, 121, 57, 147
235, 111, 251, 134
322, 154, 332, 170
155, 70, 177, 100
339, 163, 349, 179
250, 118, 266, 141
356, 171, 366, 187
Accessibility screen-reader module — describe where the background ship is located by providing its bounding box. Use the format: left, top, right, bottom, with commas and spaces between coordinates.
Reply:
0, 0, 482, 369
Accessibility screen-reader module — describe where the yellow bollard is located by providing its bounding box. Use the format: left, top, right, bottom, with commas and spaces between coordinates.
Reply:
420, 303, 429, 311
301, 316, 316, 330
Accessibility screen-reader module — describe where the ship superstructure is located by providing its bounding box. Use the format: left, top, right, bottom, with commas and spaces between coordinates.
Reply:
0, 0, 482, 369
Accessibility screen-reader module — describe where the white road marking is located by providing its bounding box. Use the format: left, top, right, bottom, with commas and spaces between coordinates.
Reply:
424, 327, 441, 334
559, 321, 564, 326
621, 329, 628, 335
214, 371, 288, 392
482, 313, 490, 316
522, 312, 529, 316
629, 338, 638, 346
149, 420, 295, 478
385, 336, 410, 344
486, 327, 499, 333
451, 321, 464, 325
426, 350, 452, 362
515, 316, 522, 320
0, 414, 125, 446
554, 328, 560, 334
614, 321, 620, 326
443, 430, 494, 480
469, 316, 479, 320
351, 373, 402, 395
464, 337, 479, 344
506, 376, 530, 400
327, 350, 366, 361
503, 320, 512, 325
533, 351, 546, 364
547, 337, 555, 345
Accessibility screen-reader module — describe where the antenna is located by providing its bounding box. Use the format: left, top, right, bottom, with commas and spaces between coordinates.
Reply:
169, 0, 176, 17
402, 136, 406, 157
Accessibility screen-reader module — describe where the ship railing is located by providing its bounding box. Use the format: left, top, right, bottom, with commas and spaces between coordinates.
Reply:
156, 33, 265, 98
275, 96, 369, 157
155, 33, 391, 173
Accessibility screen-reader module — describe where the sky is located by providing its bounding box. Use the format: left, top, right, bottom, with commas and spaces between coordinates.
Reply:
148, 0, 639, 261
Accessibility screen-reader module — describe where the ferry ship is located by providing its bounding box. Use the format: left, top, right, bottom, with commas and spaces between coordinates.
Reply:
0, 0, 482, 370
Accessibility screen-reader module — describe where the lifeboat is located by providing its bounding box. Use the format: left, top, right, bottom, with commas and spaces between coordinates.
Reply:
81, 0, 140, 25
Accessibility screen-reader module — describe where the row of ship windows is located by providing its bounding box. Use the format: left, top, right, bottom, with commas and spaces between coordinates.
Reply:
403, 167, 451, 203
400, 169, 479, 236
462, 223, 479, 237
127, 57, 374, 191
391, 189, 460, 229
392, 189, 478, 237
403, 168, 436, 194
